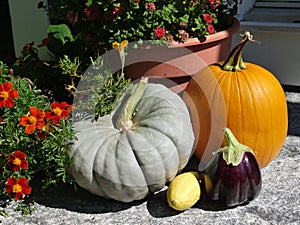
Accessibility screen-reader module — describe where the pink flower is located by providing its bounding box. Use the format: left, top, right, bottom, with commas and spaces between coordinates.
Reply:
145, 2, 156, 12
203, 14, 213, 24
84, 4, 100, 20
209, 0, 218, 9
178, 30, 189, 42
207, 24, 215, 34
154, 27, 166, 38
112, 5, 123, 16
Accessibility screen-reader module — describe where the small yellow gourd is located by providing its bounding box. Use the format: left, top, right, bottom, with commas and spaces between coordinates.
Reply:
167, 172, 201, 211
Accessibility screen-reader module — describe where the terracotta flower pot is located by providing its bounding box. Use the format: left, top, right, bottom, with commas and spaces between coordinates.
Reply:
123, 18, 240, 93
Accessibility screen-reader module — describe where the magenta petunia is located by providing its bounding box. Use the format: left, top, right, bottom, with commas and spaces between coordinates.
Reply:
207, 24, 215, 34
203, 14, 213, 24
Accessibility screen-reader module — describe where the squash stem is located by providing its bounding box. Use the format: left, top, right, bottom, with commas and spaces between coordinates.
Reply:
117, 77, 148, 131
214, 128, 255, 166
222, 31, 259, 72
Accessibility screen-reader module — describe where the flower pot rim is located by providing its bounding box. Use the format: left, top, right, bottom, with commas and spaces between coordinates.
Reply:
168, 17, 240, 48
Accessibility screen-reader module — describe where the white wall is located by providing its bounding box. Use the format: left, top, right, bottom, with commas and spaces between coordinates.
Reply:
232, 29, 300, 86
233, 1, 300, 86
9, 0, 50, 60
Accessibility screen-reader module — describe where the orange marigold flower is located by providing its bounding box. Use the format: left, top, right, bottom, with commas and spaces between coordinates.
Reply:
6, 177, 32, 200
8, 150, 28, 171
0, 82, 18, 108
45, 101, 73, 125
20, 107, 45, 134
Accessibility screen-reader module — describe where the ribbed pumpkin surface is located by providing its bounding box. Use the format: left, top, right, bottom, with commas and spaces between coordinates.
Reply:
183, 62, 288, 168
69, 83, 195, 202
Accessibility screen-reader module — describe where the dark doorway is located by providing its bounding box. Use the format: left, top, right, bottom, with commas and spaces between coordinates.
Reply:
0, 0, 16, 64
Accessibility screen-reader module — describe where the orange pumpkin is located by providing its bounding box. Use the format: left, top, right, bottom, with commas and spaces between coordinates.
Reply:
183, 31, 288, 168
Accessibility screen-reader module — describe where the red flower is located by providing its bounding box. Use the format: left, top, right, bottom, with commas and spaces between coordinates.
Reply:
20, 107, 45, 134
37, 131, 47, 140
38, 37, 51, 48
8, 151, 28, 171
145, 2, 156, 12
6, 177, 31, 200
203, 14, 213, 24
22, 42, 35, 53
133, 0, 140, 2
154, 26, 166, 39
84, 3, 100, 20
0, 82, 18, 108
45, 102, 73, 125
207, 24, 215, 34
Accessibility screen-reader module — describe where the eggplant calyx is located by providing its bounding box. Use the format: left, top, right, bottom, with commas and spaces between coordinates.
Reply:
214, 128, 255, 166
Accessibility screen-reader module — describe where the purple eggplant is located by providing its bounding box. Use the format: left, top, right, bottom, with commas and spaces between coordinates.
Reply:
199, 128, 262, 207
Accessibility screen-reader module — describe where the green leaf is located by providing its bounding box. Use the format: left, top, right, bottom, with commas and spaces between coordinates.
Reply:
85, 0, 93, 7
47, 24, 74, 44
180, 14, 189, 23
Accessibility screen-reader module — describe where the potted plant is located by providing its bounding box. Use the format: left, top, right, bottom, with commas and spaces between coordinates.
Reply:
43, 0, 240, 50
38, 0, 241, 93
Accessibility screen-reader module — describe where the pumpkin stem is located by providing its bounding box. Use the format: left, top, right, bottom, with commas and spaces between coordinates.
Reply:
117, 77, 148, 131
222, 31, 260, 72
214, 128, 255, 166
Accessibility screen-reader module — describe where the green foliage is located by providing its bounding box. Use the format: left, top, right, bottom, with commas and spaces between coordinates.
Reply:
0, 65, 75, 204
47, 24, 74, 44
16, 200, 34, 216
46, 24, 83, 57
45, 0, 236, 58
73, 57, 132, 121
94, 72, 132, 120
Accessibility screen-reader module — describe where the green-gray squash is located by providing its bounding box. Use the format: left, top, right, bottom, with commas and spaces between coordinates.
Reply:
69, 78, 194, 202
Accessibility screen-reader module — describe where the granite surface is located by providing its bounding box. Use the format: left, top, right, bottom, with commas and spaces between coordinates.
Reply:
0, 92, 299, 225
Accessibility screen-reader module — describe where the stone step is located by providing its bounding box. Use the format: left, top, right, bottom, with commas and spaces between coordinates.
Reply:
286, 92, 300, 136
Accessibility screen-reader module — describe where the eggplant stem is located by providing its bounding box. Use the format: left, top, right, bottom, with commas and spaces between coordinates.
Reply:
214, 128, 255, 166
